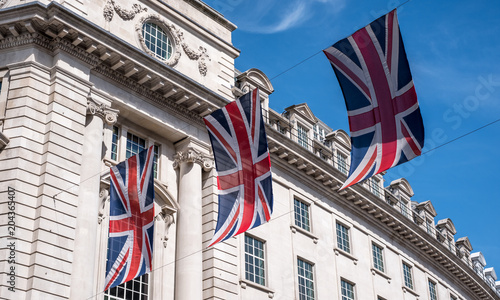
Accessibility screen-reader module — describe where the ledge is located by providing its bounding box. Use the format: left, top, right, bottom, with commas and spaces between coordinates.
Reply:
240, 279, 275, 298
371, 267, 391, 283
290, 225, 319, 244
334, 248, 358, 265
402, 286, 419, 298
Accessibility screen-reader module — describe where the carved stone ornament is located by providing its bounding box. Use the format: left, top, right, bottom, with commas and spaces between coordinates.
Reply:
156, 210, 175, 248
103, 0, 147, 22
136, 14, 210, 76
173, 148, 213, 172
0, 0, 7, 9
86, 97, 119, 125
97, 189, 110, 224
136, 14, 181, 67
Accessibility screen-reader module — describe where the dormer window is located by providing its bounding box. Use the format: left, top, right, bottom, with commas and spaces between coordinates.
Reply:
313, 123, 325, 142
297, 124, 309, 149
142, 22, 173, 60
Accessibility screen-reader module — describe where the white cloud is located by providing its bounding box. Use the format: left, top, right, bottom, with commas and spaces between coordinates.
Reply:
236, 0, 345, 34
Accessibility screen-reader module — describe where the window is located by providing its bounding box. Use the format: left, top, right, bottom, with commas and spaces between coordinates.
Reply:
426, 219, 434, 235
372, 243, 385, 272
142, 22, 173, 60
294, 198, 310, 232
111, 126, 119, 161
400, 200, 410, 218
153, 144, 160, 179
297, 125, 309, 149
368, 178, 381, 197
336, 152, 348, 175
104, 273, 149, 300
336, 223, 350, 253
341, 279, 355, 300
429, 280, 438, 300
244, 235, 266, 286
297, 258, 315, 300
313, 124, 325, 141
402, 263, 413, 290
126, 132, 146, 158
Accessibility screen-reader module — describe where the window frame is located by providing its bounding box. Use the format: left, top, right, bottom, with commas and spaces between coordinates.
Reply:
340, 278, 355, 300
428, 279, 438, 300
402, 262, 414, 290
297, 124, 309, 149
141, 22, 173, 61
372, 243, 385, 273
294, 198, 311, 232
336, 151, 348, 175
104, 273, 150, 300
297, 257, 315, 300
336, 222, 351, 254
244, 234, 267, 286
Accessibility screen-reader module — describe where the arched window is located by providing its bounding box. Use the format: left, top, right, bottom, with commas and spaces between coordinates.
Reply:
142, 22, 173, 60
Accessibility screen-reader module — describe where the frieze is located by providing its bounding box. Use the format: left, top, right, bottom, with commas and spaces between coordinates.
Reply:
103, 0, 147, 22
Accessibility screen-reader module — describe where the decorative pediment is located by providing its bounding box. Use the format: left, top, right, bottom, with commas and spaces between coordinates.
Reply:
389, 178, 414, 198
236, 68, 274, 95
456, 236, 473, 252
471, 252, 487, 267
436, 218, 457, 235
326, 129, 351, 149
285, 103, 317, 124
415, 200, 437, 217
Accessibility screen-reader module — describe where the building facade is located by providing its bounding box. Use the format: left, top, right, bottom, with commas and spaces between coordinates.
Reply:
0, 0, 499, 299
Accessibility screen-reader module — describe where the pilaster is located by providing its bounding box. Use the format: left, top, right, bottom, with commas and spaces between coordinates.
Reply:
173, 138, 212, 300
69, 97, 118, 300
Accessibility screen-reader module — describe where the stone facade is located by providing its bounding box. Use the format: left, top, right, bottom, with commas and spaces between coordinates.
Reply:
0, 1, 498, 300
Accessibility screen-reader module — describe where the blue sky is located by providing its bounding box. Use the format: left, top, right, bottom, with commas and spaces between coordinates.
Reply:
204, 0, 500, 270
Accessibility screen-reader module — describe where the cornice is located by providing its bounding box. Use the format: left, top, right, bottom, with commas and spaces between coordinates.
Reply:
0, 2, 233, 129
266, 126, 500, 300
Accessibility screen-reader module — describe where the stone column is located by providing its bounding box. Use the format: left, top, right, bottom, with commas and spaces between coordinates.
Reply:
70, 97, 118, 300
173, 141, 213, 300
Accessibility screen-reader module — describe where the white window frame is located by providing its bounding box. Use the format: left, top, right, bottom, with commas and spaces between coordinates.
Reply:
336, 222, 351, 254
402, 262, 414, 290
297, 257, 315, 300
297, 124, 309, 149
336, 151, 348, 175
294, 198, 311, 232
428, 279, 438, 300
244, 234, 267, 286
372, 243, 385, 273
340, 278, 355, 300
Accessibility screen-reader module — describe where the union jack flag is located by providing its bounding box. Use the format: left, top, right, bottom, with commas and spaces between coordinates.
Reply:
104, 146, 155, 291
323, 9, 424, 189
204, 89, 273, 247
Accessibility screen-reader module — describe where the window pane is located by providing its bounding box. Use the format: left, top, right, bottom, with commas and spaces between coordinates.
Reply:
104, 274, 149, 300
294, 199, 310, 231
297, 258, 315, 300
126, 132, 146, 158
245, 235, 266, 285
341, 279, 355, 300
372, 244, 384, 272
403, 263, 413, 290
297, 125, 309, 149
142, 22, 172, 60
336, 223, 350, 253
429, 280, 438, 300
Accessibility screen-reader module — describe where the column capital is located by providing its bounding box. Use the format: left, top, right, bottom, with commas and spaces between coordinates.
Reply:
173, 148, 213, 172
86, 97, 119, 125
